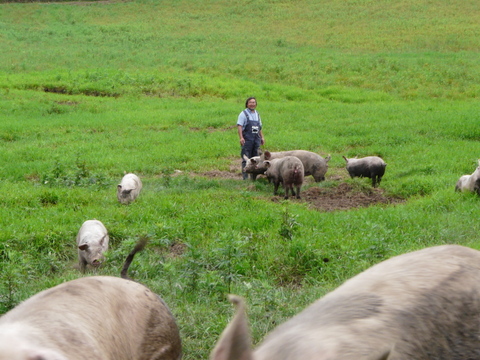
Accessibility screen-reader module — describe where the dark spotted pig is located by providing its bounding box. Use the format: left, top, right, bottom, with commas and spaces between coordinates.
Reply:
117, 173, 143, 204
343, 155, 386, 187
211, 244, 480, 360
261, 150, 330, 182
76, 219, 109, 272
455, 159, 480, 195
0, 240, 182, 360
264, 156, 304, 199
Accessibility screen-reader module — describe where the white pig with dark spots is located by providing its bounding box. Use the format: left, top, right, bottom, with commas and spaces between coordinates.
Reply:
211, 245, 480, 360
0, 239, 182, 360
76, 219, 109, 272
117, 173, 142, 204
343, 155, 387, 187
264, 156, 304, 199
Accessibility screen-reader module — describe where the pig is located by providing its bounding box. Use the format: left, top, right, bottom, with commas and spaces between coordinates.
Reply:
76, 219, 109, 272
264, 156, 304, 199
242, 155, 266, 180
343, 155, 387, 187
0, 239, 182, 360
260, 150, 331, 182
455, 159, 480, 195
117, 173, 143, 204
211, 244, 480, 360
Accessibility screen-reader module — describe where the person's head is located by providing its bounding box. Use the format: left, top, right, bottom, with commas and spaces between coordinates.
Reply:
245, 97, 257, 109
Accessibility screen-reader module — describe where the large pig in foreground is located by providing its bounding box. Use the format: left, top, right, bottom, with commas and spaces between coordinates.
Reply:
343, 155, 387, 187
259, 150, 330, 182
76, 219, 109, 272
211, 244, 480, 360
117, 173, 143, 204
455, 159, 480, 195
264, 156, 304, 199
0, 239, 182, 360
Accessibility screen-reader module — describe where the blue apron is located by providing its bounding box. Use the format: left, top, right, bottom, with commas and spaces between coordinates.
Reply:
241, 110, 262, 177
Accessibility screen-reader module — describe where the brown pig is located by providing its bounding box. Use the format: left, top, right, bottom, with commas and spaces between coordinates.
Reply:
211, 245, 480, 360
0, 239, 182, 360
264, 156, 304, 199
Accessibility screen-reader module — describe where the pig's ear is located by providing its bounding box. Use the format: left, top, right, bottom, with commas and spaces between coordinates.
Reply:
243, 155, 250, 161
264, 151, 271, 159
342, 156, 348, 163
210, 295, 254, 360
100, 234, 108, 245
370, 348, 392, 360
78, 243, 89, 251
264, 161, 271, 168
117, 184, 122, 190
251, 158, 258, 165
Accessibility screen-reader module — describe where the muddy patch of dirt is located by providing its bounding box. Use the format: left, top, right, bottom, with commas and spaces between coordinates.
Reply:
299, 183, 404, 212
201, 170, 243, 180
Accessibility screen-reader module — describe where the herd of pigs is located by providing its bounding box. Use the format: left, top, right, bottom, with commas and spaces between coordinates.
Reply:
244, 150, 480, 197
1, 157, 480, 359
243, 150, 387, 199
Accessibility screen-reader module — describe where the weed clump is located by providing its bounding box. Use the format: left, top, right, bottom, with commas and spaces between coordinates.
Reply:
41, 158, 110, 188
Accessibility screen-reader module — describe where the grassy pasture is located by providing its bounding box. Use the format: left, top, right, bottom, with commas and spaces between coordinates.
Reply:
1, 0, 480, 358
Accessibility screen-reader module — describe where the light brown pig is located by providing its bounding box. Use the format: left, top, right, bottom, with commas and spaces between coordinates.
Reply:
0, 240, 182, 360
211, 245, 480, 360
264, 156, 304, 199
242, 155, 266, 181
261, 150, 330, 182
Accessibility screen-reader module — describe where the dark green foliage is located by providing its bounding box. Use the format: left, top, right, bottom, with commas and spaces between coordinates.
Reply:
41, 158, 111, 188
279, 206, 301, 240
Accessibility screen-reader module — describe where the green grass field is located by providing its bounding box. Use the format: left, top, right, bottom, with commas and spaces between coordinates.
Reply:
1, 0, 480, 358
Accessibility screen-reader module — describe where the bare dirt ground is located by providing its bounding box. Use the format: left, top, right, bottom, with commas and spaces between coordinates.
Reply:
298, 182, 403, 212
197, 161, 404, 212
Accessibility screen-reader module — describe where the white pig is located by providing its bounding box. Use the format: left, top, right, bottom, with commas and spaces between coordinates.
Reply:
76, 219, 109, 272
455, 159, 480, 195
211, 244, 480, 360
117, 173, 143, 204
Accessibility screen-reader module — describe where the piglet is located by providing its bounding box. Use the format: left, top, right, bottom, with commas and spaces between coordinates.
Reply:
76, 219, 109, 272
117, 173, 142, 204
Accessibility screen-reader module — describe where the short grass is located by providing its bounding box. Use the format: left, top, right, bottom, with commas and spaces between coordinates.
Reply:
1, 1, 480, 358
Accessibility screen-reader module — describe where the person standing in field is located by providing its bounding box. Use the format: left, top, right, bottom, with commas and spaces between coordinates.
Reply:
237, 97, 265, 180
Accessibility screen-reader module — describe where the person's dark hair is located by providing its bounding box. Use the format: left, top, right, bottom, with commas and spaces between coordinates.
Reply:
245, 97, 257, 108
